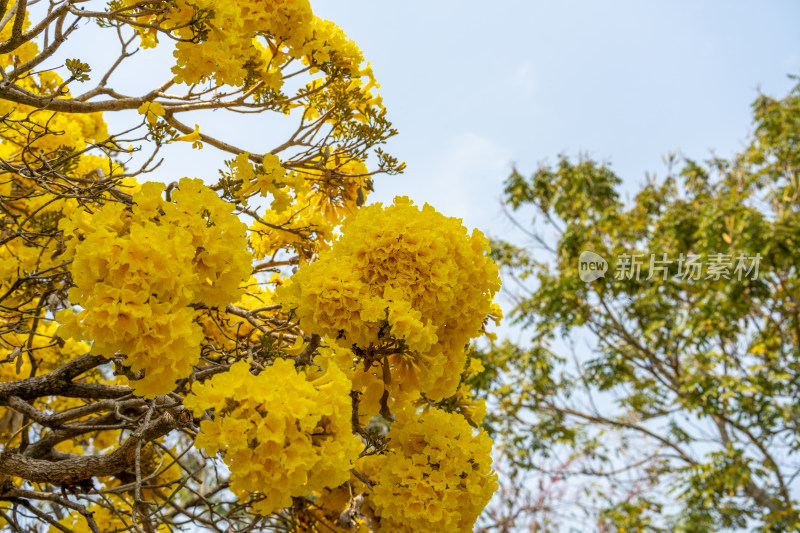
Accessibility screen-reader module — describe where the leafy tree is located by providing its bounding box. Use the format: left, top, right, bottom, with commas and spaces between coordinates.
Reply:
0, 2, 502, 532
481, 79, 800, 532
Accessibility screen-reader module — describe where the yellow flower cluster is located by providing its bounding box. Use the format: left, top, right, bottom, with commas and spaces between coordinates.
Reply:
184, 358, 362, 515
145, 0, 367, 89
229, 151, 294, 209
0, 31, 123, 434
296, 485, 370, 533
315, 345, 492, 428
0, 10, 129, 353
0, 12, 106, 157
360, 409, 498, 533
278, 197, 501, 402
51, 504, 172, 533
311, 342, 415, 422
0, 105, 105, 167
249, 155, 372, 259
58, 178, 251, 397
0, 322, 91, 441
0, 152, 115, 307
2, 3, 502, 531
0, 9, 36, 69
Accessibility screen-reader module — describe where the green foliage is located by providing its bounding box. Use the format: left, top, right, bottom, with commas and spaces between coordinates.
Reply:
65, 58, 91, 82
482, 79, 800, 531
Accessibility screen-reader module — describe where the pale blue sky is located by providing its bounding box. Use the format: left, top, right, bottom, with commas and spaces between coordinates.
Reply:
310, 0, 800, 237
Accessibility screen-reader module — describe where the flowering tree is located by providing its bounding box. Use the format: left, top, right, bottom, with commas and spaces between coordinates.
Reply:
0, 1, 502, 531
480, 81, 800, 531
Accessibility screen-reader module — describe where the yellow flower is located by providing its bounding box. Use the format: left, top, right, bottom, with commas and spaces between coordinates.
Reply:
360, 409, 497, 532
137, 101, 165, 125
186, 359, 362, 515
173, 124, 203, 149
229, 152, 288, 207
61, 178, 250, 397
278, 196, 501, 405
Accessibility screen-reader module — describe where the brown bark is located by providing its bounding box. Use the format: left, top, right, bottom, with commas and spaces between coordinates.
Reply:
0, 354, 126, 402
0, 407, 191, 486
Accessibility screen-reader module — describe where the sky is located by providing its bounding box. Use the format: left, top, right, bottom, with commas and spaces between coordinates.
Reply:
309, 0, 800, 237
